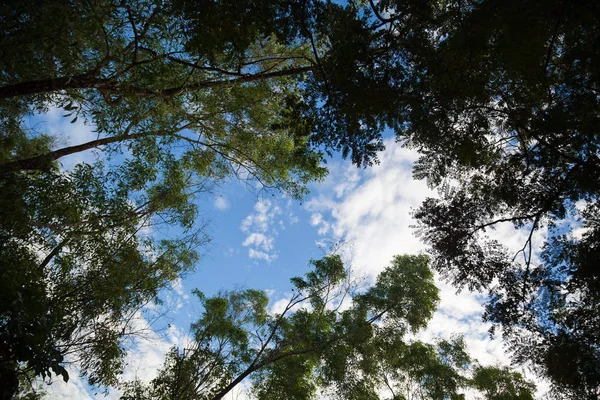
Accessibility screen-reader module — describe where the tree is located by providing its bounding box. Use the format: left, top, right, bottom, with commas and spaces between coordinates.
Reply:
0, 0, 436, 174
395, 0, 600, 396
0, 160, 210, 399
0, 0, 405, 394
0, 0, 332, 191
472, 366, 536, 400
1, 0, 332, 396
2, 0, 598, 396
120, 254, 535, 400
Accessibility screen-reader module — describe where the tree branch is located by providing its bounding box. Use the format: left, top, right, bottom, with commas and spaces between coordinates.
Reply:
0, 125, 191, 173
0, 66, 313, 100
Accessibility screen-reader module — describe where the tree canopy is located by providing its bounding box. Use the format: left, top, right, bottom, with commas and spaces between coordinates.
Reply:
1, 0, 599, 397
1, 0, 330, 395
402, 1, 600, 396
120, 255, 535, 400
0, 161, 208, 396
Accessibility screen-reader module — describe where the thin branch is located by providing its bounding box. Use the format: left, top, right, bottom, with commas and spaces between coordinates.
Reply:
469, 212, 541, 235
368, 0, 401, 24
126, 7, 140, 62
39, 237, 70, 271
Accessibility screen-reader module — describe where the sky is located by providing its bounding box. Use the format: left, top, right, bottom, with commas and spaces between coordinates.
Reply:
30, 108, 550, 399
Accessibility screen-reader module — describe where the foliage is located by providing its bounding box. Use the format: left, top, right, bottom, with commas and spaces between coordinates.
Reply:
0, 0, 330, 396
120, 255, 535, 400
472, 366, 536, 400
2, 0, 598, 396
0, 0, 330, 196
399, 0, 600, 395
0, 161, 206, 396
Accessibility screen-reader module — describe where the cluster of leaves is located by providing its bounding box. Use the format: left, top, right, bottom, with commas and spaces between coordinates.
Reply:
0, 0, 331, 396
0, 159, 207, 395
120, 255, 535, 400
0, 0, 328, 197
1, 0, 598, 397
398, 0, 600, 396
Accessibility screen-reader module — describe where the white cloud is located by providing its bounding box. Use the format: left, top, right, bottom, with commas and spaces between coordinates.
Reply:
248, 248, 278, 263
119, 316, 189, 385
223, 379, 252, 400
171, 277, 185, 297
270, 297, 294, 315
288, 212, 299, 225
333, 162, 361, 198
269, 293, 310, 316
35, 309, 191, 400
309, 213, 331, 236
242, 232, 274, 252
224, 246, 236, 257
170, 277, 189, 306
214, 196, 230, 210
240, 200, 282, 263
310, 213, 323, 226
38, 373, 97, 400
305, 142, 430, 277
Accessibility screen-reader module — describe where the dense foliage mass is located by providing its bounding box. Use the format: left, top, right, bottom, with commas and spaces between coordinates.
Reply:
1, 0, 329, 396
0, 161, 206, 396
120, 255, 535, 400
0, 0, 598, 398
404, 2, 600, 397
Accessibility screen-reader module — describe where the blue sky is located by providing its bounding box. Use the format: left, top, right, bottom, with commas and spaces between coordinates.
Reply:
29, 107, 550, 399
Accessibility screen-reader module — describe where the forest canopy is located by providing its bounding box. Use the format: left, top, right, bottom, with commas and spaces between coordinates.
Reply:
120, 254, 536, 400
0, 0, 598, 398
